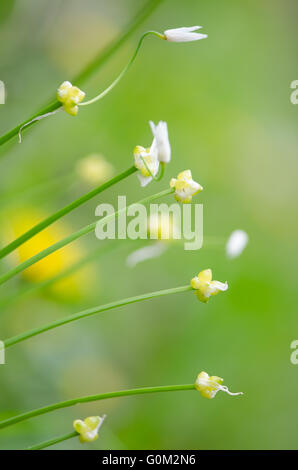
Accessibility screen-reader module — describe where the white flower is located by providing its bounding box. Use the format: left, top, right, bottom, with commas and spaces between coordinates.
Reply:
149, 121, 171, 163
226, 230, 248, 259
164, 26, 208, 43
170, 170, 203, 203
126, 242, 167, 268
195, 371, 243, 399
134, 142, 159, 187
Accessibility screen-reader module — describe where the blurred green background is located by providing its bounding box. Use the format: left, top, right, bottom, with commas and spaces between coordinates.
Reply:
0, 0, 297, 450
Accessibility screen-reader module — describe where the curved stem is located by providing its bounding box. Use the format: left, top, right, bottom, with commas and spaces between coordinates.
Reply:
0, 0, 164, 149
79, 31, 163, 107
0, 187, 174, 287
28, 414, 106, 450
4, 285, 192, 348
0, 166, 136, 260
27, 431, 78, 451
0, 240, 123, 311
0, 384, 195, 431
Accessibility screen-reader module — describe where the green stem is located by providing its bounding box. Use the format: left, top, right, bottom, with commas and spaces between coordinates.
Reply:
0, 187, 173, 286
79, 31, 163, 107
27, 431, 78, 451
0, 166, 136, 260
28, 414, 106, 450
0, 241, 123, 311
0, 384, 195, 431
0, 0, 164, 149
4, 285, 192, 348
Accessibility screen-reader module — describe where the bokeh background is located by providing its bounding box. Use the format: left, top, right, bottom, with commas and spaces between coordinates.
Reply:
0, 0, 297, 450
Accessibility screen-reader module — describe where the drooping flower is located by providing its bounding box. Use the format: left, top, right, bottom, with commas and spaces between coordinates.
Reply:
226, 230, 248, 259
134, 143, 159, 187
73, 415, 106, 443
164, 26, 208, 43
190, 269, 228, 303
57, 81, 85, 116
170, 170, 203, 203
195, 371, 243, 399
76, 153, 114, 185
149, 120, 171, 163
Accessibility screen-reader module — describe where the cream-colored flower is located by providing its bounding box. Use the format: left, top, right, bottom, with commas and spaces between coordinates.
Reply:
226, 230, 248, 259
164, 26, 208, 43
73, 415, 105, 443
134, 143, 159, 187
76, 154, 114, 185
195, 371, 243, 399
190, 269, 228, 303
149, 120, 171, 163
57, 81, 85, 116
170, 170, 203, 203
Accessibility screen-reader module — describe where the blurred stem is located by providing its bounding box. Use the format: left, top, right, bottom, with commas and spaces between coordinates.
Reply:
27, 431, 78, 451
0, 384, 195, 431
0, 166, 137, 260
0, 0, 164, 149
4, 284, 192, 348
79, 31, 163, 107
0, 187, 174, 286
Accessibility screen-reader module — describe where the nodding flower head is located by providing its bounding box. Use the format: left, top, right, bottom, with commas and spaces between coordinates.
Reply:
164, 26, 208, 43
73, 415, 105, 443
195, 371, 243, 399
134, 143, 159, 187
190, 269, 228, 303
57, 81, 85, 116
149, 120, 171, 163
170, 170, 203, 203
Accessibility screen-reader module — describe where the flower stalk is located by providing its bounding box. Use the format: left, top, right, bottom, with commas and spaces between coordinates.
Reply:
4, 284, 192, 349
0, 0, 164, 149
0, 166, 137, 260
0, 384, 195, 431
0, 187, 174, 286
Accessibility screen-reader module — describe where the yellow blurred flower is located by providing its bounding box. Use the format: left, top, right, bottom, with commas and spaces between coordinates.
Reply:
76, 154, 114, 186
190, 269, 228, 303
9, 208, 94, 299
147, 212, 178, 241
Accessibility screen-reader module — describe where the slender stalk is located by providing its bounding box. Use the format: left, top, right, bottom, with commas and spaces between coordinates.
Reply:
28, 414, 106, 450
27, 431, 78, 451
0, 384, 195, 430
0, 187, 173, 286
0, 240, 123, 310
0, 0, 164, 149
4, 285, 192, 348
79, 31, 163, 107
0, 166, 136, 260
